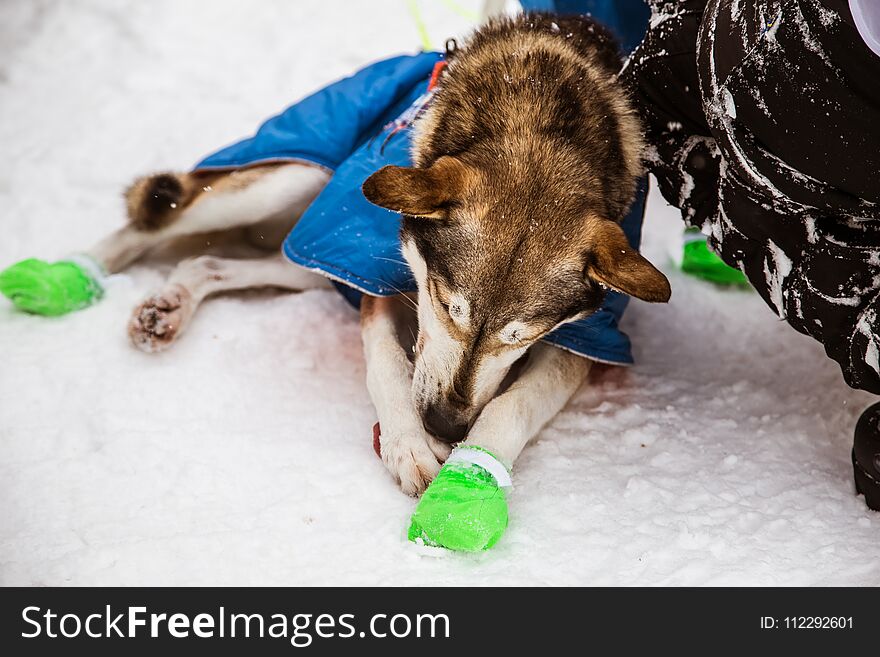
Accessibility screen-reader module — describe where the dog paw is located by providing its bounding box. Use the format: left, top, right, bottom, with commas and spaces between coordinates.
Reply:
128, 285, 193, 353
380, 431, 442, 496
425, 434, 453, 463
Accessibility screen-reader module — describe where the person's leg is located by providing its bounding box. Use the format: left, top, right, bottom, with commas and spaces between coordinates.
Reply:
620, 1, 716, 229
555, 0, 650, 52
692, 0, 880, 508
620, 2, 744, 284
854, 403, 880, 510
519, 0, 651, 54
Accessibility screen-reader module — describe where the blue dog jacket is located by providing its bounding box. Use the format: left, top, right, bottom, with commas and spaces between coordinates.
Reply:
195, 52, 647, 365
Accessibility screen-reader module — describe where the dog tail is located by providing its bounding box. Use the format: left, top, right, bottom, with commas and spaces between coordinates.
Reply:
124, 172, 195, 231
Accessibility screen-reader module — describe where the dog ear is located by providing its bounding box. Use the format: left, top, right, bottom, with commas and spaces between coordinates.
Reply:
586, 220, 671, 302
362, 157, 467, 217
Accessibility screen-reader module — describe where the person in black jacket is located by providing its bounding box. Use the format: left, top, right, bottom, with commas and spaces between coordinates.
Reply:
620, 0, 880, 509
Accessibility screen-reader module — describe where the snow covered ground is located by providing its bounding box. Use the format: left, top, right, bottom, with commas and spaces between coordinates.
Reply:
1, 0, 878, 586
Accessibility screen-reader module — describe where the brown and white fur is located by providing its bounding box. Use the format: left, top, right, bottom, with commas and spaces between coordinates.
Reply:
83, 14, 670, 496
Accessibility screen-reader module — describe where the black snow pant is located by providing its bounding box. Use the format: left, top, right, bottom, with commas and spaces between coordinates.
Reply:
621, 0, 880, 393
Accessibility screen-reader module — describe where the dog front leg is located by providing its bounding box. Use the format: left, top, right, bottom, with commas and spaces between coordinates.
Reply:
361, 295, 451, 495
463, 342, 591, 467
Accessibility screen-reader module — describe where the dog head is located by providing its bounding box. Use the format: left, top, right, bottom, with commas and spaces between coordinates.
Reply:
363, 155, 670, 443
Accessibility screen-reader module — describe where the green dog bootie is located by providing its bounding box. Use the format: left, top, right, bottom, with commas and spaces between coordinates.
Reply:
0, 255, 105, 316
408, 445, 511, 552
678, 228, 750, 287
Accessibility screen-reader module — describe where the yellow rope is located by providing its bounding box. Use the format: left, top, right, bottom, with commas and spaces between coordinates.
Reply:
405, 0, 434, 50
441, 0, 479, 21
406, 0, 479, 51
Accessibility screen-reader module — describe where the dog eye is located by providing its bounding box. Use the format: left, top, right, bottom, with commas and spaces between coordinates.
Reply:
499, 321, 530, 345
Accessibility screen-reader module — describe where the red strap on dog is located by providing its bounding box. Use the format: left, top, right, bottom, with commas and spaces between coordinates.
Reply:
373, 60, 448, 155
427, 60, 447, 91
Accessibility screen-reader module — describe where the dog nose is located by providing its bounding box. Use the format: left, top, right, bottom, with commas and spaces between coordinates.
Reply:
423, 406, 468, 443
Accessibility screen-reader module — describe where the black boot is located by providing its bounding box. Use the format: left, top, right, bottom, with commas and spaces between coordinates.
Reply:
853, 402, 880, 511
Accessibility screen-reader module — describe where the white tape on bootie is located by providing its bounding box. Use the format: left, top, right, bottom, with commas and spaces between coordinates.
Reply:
64, 254, 108, 288
446, 446, 513, 489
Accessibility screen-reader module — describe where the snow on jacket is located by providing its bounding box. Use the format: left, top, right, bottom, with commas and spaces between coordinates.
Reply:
623, 0, 880, 393
195, 52, 650, 366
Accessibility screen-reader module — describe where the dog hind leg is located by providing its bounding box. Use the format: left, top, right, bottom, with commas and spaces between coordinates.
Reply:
94, 163, 331, 273
0, 163, 330, 317
128, 254, 331, 352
